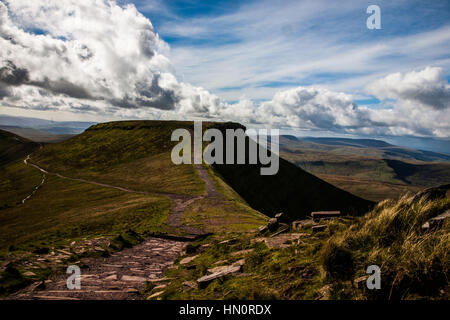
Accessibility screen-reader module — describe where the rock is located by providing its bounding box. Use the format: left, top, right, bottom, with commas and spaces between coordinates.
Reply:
218, 238, 238, 245
265, 233, 309, 249
292, 219, 314, 230
153, 284, 167, 290
147, 277, 173, 283
207, 265, 233, 274
104, 274, 117, 281
183, 281, 198, 290
213, 259, 228, 265
147, 291, 164, 299
270, 224, 290, 237
267, 218, 279, 232
121, 275, 147, 282
354, 275, 369, 289
230, 249, 254, 256
197, 265, 241, 288
275, 212, 289, 223
422, 209, 450, 230
23, 271, 36, 277
317, 284, 332, 300
258, 225, 268, 234
179, 255, 199, 265
233, 259, 245, 267
311, 211, 341, 222
312, 225, 327, 233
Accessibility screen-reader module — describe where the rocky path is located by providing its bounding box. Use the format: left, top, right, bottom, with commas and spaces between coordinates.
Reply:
12, 158, 222, 300
13, 238, 185, 300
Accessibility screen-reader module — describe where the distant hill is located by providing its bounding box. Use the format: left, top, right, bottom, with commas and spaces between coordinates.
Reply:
279, 135, 450, 201
301, 137, 393, 148
0, 129, 39, 166
0, 126, 73, 143
32, 120, 373, 220
280, 136, 450, 162
0, 114, 95, 135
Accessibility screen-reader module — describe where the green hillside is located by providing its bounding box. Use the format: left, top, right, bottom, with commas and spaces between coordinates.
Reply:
280, 136, 450, 201
0, 129, 39, 166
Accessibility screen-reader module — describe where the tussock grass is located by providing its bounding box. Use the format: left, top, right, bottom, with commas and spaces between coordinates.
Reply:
325, 193, 450, 299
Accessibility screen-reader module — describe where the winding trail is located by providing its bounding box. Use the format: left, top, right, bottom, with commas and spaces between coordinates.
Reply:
12, 155, 221, 300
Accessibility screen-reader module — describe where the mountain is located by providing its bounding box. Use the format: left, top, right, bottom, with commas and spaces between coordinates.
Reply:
279, 135, 450, 201
0, 129, 39, 166
0, 115, 95, 135
0, 126, 73, 143
281, 136, 450, 162
31, 121, 372, 220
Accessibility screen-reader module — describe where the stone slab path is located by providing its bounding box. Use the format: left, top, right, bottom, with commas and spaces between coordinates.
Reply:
12, 238, 185, 300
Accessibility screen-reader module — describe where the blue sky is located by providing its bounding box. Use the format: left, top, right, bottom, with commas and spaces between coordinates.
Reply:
1, 0, 449, 151
128, 0, 450, 103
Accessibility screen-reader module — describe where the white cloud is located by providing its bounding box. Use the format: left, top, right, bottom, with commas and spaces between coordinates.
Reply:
0, 1, 449, 139
366, 66, 450, 110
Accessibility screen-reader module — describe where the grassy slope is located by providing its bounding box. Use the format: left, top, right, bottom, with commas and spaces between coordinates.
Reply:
0, 120, 267, 254
213, 153, 374, 220
0, 175, 171, 252
0, 129, 39, 166
280, 144, 450, 202
182, 165, 268, 234
31, 121, 206, 196
158, 191, 449, 300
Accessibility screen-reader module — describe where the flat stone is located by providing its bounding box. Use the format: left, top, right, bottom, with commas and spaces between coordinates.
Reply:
197, 265, 241, 287
207, 265, 232, 274
147, 277, 173, 283
265, 233, 309, 249
233, 259, 245, 266
121, 275, 147, 282
179, 255, 199, 265
104, 274, 117, 281
147, 291, 164, 299
33, 295, 80, 300
153, 284, 167, 290
317, 285, 332, 300
422, 209, 450, 229
354, 275, 369, 289
230, 249, 254, 257
23, 271, 36, 277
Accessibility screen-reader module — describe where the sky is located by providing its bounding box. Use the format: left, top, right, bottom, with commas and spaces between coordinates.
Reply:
0, 0, 449, 145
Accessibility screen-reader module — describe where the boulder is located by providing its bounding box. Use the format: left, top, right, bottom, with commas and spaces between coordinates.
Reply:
258, 225, 268, 234
275, 212, 288, 223
422, 209, 450, 230
267, 218, 279, 232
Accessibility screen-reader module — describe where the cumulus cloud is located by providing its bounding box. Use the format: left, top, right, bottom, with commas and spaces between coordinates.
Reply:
366, 67, 450, 110
0, 0, 176, 111
0, 1, 449, 139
